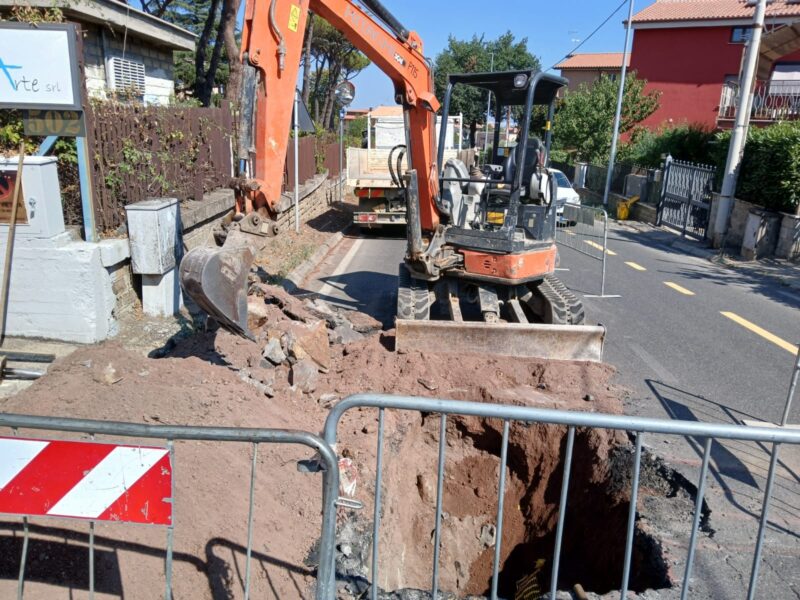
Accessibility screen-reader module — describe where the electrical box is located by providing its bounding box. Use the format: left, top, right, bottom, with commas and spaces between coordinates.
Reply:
125, 198, 179, 275
0, 156, 66, 239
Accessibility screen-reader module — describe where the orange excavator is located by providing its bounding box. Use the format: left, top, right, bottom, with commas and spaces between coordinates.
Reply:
179, 0, 605, 361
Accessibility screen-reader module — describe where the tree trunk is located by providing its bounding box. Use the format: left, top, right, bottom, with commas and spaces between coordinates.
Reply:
221, 0, 242, 102
198, 16, 226, 106
194, 0, 221, 102
301, 15, 315, 105
322, 64, 341, 131
470, 120, 478, 148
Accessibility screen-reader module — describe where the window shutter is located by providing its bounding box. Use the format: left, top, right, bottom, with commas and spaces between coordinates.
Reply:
109, 57, 146, 95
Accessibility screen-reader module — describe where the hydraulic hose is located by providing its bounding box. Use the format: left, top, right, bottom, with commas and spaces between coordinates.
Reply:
388, 144, 406, 188
269, 0, 286, 72
360, 0, 409, 42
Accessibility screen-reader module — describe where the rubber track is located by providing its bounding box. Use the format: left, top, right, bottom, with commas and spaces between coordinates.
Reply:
397, 265, 431, 321
529, 275, 585, 325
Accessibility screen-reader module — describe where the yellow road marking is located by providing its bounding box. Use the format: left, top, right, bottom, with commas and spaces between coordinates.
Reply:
720, 312, 799, 354
664, 281, 695, 296
625, 261, 647, 271
584, 240, 617, 256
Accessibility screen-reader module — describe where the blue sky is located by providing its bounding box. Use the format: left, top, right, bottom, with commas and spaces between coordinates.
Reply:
348, 0, 657, 108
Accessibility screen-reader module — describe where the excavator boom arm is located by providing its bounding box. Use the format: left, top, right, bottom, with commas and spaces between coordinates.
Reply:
240, 0, 440, 230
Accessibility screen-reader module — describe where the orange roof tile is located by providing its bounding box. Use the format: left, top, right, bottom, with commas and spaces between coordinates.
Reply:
555, 52, 630, 70
632, 0, 800, 24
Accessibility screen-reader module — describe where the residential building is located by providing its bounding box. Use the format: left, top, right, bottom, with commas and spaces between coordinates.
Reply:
0, 0, 195, 105
630, 0, 800, 129
555, 52, 630, 90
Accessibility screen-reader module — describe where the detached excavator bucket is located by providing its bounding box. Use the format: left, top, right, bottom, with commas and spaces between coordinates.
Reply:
180, 244, 255, 339
395, 320, 606, 362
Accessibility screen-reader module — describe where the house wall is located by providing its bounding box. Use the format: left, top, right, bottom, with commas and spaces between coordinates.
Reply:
631, 25, 800, 130
81, 23, 176, 105
560, 69, 621, 90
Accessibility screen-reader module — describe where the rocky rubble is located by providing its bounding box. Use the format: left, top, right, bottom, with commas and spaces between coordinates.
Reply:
216, 283, 383, 398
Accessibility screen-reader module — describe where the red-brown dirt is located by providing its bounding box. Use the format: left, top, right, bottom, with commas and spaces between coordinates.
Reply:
0, 289, 642, 600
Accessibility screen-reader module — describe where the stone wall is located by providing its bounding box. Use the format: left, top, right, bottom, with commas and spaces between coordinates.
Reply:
275, 175, 337, 232
108, 260, 140, 318
776, 213, 800, 261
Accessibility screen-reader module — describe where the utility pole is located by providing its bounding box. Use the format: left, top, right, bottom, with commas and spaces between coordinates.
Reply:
712, 0, 767, 247
602, 0, 636, 206
483, 52, 495, 157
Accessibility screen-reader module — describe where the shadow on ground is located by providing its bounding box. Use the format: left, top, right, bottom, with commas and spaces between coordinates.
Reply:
609, 226, 800, 310
0, 521, 315, 599
647, 379, 799, 538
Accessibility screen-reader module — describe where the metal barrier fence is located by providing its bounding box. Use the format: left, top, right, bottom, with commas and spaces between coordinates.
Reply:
554, 204, 612, 297
323, 393, 800, 600
0, 414, 339, 600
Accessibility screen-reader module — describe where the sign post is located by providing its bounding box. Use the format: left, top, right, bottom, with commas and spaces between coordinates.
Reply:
0, 22, 96, 241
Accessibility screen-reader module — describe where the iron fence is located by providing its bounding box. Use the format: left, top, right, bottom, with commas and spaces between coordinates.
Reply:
323, 393, 800, 600
719, 79, 800, 123
0, 413, 339, 600
555, 204, 611, 296
583, 162, 638, 195
657, 158, 716, 240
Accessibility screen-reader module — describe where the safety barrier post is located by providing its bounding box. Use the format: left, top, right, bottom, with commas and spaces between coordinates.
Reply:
323, 393, 800, 600
0, 415, 339, 600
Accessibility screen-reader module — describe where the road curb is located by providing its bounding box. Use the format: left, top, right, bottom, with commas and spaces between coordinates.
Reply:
281, 229, 350, 294
711, 254, 800, 293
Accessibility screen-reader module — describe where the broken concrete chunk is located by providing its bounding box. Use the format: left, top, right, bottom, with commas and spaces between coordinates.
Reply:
262, 337, 287, 365
286, 320, 331, 371
290, 359, 319, 394
343, 310, 382, 334
257, 284, 315, 322
479, 523, 496, 547
331, 323, 364, 345
317, 393, 339, 408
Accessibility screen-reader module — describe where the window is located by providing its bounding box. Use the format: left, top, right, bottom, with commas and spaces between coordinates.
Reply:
108, 56, 146, 95
731, 27, 753, 43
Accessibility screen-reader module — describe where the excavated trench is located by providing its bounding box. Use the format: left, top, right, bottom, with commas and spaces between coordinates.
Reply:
335, 411, 689, 599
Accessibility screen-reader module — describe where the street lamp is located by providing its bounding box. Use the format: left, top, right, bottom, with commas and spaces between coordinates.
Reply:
334, 81, 355, 205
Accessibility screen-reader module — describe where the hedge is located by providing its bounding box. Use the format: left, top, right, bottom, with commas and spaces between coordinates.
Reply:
713, 123, 800, 215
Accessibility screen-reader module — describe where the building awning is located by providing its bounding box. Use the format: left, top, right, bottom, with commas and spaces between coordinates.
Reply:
0, 0, 196, 51
758, 22, 800, 79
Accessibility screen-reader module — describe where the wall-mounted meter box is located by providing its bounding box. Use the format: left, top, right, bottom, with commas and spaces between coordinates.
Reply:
0, 156, 66, 239
124, 198, 180, 275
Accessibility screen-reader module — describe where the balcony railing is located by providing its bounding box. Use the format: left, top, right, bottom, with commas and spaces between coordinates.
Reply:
718, 79, 800, 122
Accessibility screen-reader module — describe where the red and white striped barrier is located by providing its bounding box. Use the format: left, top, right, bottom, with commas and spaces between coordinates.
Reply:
0, 437, 172, 525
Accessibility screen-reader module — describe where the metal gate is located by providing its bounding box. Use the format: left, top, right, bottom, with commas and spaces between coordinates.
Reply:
656, 158, 716, 239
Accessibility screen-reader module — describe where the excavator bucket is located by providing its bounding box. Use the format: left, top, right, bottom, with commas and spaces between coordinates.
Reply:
179, 244, 256, 339
395, 268, 605, 362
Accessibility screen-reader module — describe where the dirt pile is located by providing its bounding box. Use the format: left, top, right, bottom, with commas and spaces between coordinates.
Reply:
0, 284, 682, 600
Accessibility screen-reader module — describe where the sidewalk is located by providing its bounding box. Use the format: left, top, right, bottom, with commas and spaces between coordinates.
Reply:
617, 220, 800, 292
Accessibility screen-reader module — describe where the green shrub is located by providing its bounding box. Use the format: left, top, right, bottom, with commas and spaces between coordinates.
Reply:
714, 122, 800, 214
618, 124, 717, 168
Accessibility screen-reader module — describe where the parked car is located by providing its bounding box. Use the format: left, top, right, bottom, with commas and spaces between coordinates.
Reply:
551, 169, 581, 224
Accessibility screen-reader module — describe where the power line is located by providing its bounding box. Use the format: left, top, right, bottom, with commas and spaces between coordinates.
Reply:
547, 0, 629, 71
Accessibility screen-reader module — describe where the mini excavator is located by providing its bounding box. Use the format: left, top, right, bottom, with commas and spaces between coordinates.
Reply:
179, 0, 605, 361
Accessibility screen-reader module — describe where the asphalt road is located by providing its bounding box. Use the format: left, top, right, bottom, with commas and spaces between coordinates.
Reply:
300, 222, 800, 598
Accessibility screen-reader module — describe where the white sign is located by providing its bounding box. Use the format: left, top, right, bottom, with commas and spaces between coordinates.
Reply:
0, 23, 81, 110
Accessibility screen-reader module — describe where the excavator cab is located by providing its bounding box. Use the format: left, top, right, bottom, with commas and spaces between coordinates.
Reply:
437, 70, 564, 248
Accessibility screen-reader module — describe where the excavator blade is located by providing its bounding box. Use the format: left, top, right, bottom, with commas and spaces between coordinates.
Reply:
179, 244, 255, 339
395, 320, 605, 362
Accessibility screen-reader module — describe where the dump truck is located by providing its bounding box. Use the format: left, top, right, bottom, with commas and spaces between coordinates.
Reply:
347, 109, 475, 229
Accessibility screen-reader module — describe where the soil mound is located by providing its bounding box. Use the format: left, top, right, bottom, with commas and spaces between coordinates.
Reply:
0, 285, 639, 600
